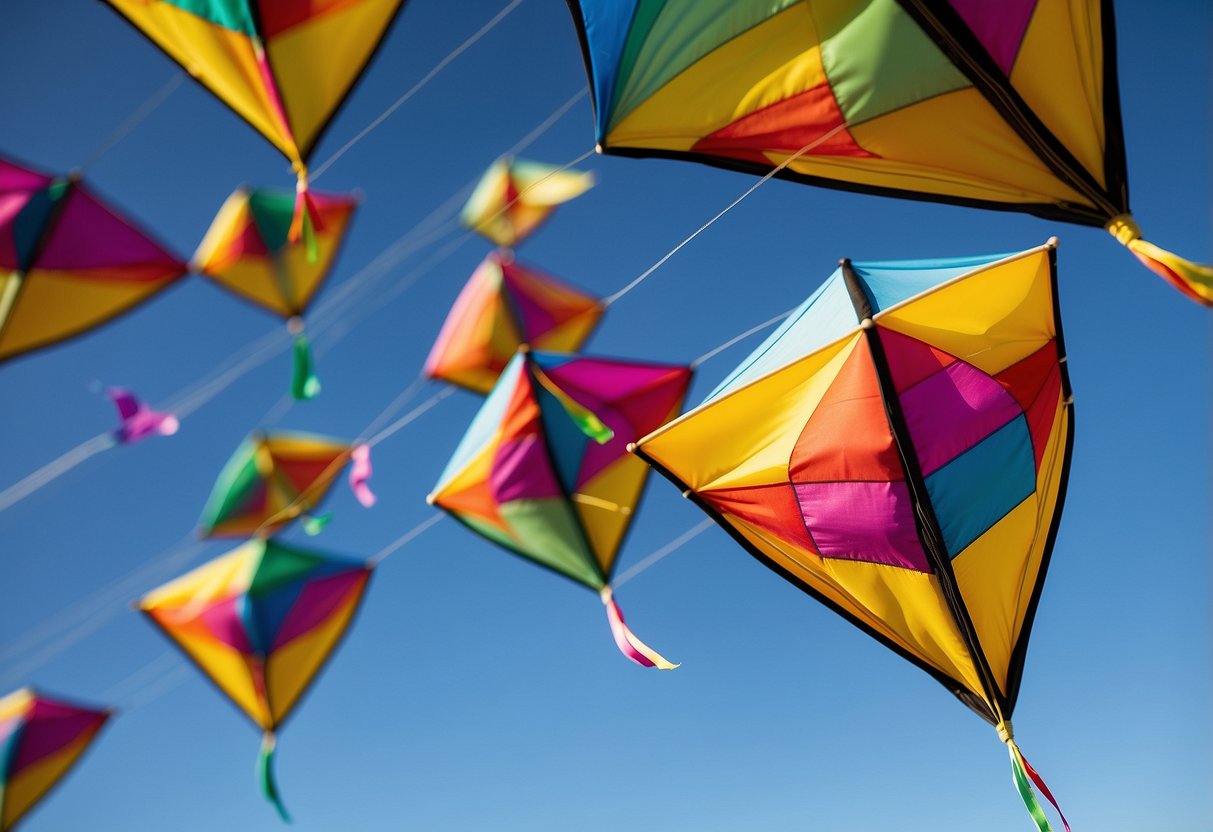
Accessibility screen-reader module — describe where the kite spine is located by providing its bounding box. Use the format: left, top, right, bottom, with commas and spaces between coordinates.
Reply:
841, 261, 1007, 725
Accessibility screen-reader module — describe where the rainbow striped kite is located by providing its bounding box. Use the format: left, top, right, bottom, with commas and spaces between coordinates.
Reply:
0, 156, 186, 362
0, 688, 111, 831
430, 350, 692, 668
425, 252, 605, 394
566, 1, 1211, 304
140, 538, 373, 820
634, 242, 1073, 830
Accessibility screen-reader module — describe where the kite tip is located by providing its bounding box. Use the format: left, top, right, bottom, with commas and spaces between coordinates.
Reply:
424, 493, 437, 506
287, 316, 304, 335
1046, 236, 1059, 249
625, 441, 637, 453
860, 317, 874, 330
594, 143, 604, 155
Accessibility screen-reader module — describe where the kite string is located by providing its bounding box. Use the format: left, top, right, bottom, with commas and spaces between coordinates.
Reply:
309, 0, 527, 182
612, 519, 715, 589
369, 513, 445, 565
603, 125, 846, 306
690, 307, 795, 368
0, 433, 114, 513
79, 72, 185, 171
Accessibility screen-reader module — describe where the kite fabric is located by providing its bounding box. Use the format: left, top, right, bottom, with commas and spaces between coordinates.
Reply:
107, 387, 179, 444
461, 157, 595, 249
0, 156, 187, 362
424, 252, 606, 394
429, 349, 692, 668
565, 1, 1212, 304
193, 186, 359, 400
199, 431, 373, 539
102, 0, 404, 246
139, 538, 373, 821
0, 688, 111, 831
633, 242, 1072, 830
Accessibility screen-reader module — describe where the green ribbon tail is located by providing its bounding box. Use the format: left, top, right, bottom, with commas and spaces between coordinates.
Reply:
530, 364, 614, 444
257, 733, 291, 823
1009, 744, 1053, 832
302, 513, 332, 536
291, 332, 321, 401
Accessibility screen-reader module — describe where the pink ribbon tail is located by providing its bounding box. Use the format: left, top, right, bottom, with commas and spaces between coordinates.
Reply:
601, 588, 677, 670
349, 444, 376, 507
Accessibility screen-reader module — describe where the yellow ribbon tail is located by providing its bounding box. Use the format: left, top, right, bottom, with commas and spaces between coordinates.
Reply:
1107, 215, 1213, 305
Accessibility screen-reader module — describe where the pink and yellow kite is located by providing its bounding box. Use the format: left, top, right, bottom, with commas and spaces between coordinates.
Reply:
425, 252, 605, 394
0, 688, 111, 831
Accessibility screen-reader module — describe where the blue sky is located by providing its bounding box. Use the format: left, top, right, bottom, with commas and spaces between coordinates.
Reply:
1, 1, 1209, 830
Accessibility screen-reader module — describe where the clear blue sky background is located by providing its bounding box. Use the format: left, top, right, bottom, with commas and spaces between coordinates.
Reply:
1, 2, 1209, 830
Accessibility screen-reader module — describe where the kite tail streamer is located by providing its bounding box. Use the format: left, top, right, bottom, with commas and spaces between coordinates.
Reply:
1106, 214, 1213, 305
600, 587, 677, 670
530, 361, 614, 444
288, 318, 320, 401
289, 170, 320, 263
997, 722, 1070, 832
349, 444, 376, 507
257, 732, 291, 822
302, 513, 332, 536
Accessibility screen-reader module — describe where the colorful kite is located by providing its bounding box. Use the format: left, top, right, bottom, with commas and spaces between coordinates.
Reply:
140, 538, 372, 820
462, 157, 595, 249
424, 252, 605, 394
102, 0, 404, 242
108, 387, 179, 445
566, 1, 1212, 304
429, 349, 692, 668
0, 156, 186, 362
193, 186, 358, 399
0, 688, 111, 831
633, 242, 1072, 830
199, 430, 373, 539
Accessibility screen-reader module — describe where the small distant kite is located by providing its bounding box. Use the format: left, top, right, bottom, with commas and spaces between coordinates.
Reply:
0, 688, 111, 831
634, 242, 1073, 829
430, 349, 692, 668
102, 0, 405, 241
107, 387, 179, 445
199, 431, 373, 539
139, 538, 373, 821
0, 156, 186, 362
462, 157, 594, 249
194, 186, 359, 400
566, 1, 1211, 304
424, 252, 605, 394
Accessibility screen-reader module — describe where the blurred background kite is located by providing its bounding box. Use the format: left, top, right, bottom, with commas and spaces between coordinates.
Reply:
0, 688, 111, 832
139, 539, 373, 821
102, 0, 404, 243
462, 156, 594, 249
565, 1, 1212, 304
199, 430, 373, 539
0, 156, 186, 362
634, 242, 1073, 829
424, 252, 605, 394
430, 349, 692, 668
193, 186, 359, 399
